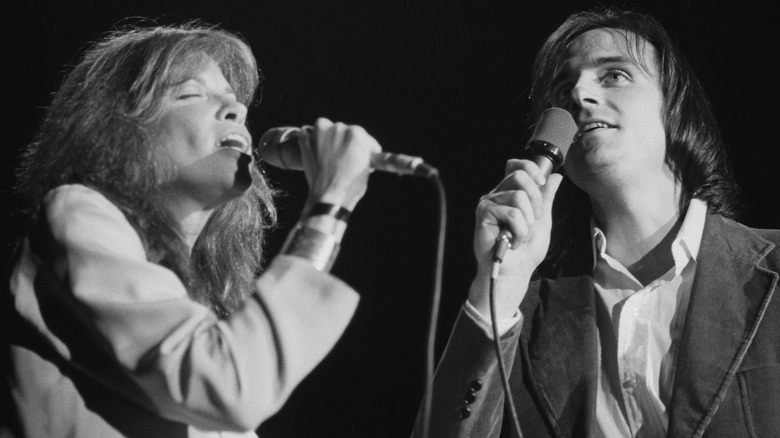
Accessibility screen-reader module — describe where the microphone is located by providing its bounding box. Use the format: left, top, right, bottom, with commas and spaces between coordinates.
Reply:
258, 126, 438, 178
492, 107, 578, 263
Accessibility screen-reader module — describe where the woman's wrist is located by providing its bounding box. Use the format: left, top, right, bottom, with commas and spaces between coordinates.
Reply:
307, 186, 363, 212
303, 202, 351, 240
282, 202, 353, 271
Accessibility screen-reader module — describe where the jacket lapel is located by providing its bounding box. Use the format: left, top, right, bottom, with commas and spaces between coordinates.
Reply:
667, 214, 778, 437
520, 234, 600, 437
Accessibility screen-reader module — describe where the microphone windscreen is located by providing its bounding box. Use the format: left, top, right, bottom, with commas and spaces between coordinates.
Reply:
258, 127, 303, 170
530, 107, 578, 158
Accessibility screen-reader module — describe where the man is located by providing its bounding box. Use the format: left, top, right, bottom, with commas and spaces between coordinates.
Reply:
414, 7, 779, 438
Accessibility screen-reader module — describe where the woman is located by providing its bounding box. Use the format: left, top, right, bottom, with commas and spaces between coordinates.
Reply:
3, 20, 380, 437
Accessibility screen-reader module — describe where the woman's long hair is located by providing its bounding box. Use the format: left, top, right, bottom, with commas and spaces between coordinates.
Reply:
528, 7, 741, 275
17, 20, 276, 317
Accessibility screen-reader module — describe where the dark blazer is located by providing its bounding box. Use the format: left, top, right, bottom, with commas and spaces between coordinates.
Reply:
415, 214, 779, 438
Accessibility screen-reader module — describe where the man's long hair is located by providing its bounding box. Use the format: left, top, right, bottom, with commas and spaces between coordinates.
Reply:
528, 7, 741, 274
17, 21, 277, 317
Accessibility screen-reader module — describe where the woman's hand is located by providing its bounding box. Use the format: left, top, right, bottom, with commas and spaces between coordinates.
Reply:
299, 117, 382, 211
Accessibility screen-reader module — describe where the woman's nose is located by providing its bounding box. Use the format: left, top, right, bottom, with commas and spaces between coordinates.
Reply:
218, 98, 247, 124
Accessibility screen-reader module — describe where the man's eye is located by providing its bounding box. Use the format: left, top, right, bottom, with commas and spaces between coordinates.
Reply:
602, 70, 629, 83
552, 86, 571, 104
177, 93, 202, 100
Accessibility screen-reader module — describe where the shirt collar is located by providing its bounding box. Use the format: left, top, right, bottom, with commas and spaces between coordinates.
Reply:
590, 198, 708, 276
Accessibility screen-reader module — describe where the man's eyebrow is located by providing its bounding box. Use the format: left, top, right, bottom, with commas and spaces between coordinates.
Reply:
592, 55, 639, 67
551, 55, 641, 86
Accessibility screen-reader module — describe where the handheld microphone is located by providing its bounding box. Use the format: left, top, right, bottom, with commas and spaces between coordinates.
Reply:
492, 107, 578, 263
258, 126, 438, 178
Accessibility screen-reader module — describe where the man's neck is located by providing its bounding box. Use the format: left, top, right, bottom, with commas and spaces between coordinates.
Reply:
591, 181, 683, 285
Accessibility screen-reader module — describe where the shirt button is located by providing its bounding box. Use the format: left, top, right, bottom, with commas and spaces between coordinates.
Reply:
622, 377, 637, 390
458, 406, 471, 419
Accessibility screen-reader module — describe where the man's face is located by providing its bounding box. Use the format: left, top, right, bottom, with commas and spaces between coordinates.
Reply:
550, 28, 669, 193
154, 58, 254, 210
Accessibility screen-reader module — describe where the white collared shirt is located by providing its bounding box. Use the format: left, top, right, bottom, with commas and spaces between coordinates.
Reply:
593, 198, 707, 437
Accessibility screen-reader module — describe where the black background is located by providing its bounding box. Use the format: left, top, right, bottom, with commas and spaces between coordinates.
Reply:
3, 1, 777, 437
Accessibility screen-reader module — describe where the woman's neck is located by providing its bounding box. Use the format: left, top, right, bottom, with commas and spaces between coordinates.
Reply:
162, 193, 215, 251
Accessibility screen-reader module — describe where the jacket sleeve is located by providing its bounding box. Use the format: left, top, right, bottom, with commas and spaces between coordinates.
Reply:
27, 184, 360, 432
411, 303, 523, 438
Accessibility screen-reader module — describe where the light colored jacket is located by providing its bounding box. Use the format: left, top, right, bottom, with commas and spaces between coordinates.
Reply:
3, 184, 360, 437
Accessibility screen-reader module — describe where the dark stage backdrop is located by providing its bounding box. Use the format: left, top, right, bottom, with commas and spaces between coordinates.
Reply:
3, 1, 776, 437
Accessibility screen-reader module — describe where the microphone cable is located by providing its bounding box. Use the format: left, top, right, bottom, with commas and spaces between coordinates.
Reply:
417, 177, 526, 438
489, 246, 524, 438
257, 124, 448, 437
418, 168, 446, 438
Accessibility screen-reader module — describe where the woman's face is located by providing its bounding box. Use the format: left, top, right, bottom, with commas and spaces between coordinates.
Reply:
154, 58, 254, 212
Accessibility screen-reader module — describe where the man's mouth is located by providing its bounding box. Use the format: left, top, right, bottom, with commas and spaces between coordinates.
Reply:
575, 122, 612, 140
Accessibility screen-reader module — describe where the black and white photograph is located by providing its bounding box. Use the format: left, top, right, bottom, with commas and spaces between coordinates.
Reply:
3, 1, 777, 437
